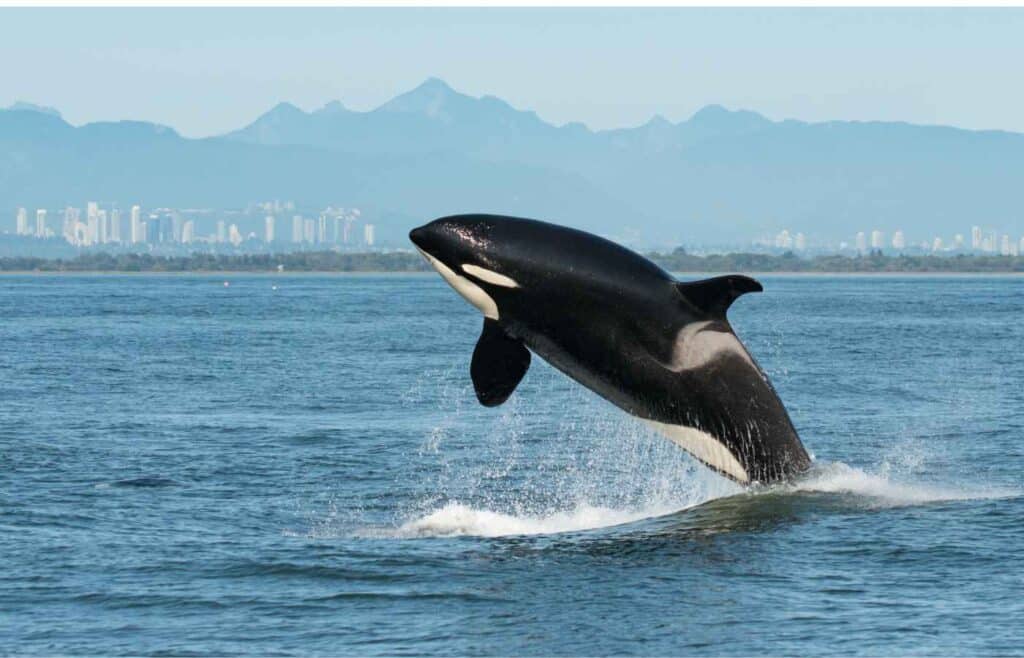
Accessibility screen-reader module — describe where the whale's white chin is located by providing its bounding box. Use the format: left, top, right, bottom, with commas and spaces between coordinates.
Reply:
645, 420, 750, 484
417, 247, 499, 320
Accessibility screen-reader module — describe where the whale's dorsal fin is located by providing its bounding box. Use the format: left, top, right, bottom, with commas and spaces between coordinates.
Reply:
471, 318, 531, 407
676, 275, 763, 318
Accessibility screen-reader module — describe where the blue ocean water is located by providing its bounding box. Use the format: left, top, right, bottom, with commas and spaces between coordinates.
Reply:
2, 273, 1022, 656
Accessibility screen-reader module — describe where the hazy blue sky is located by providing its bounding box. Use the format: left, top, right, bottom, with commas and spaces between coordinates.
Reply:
3, 7, 1023, 137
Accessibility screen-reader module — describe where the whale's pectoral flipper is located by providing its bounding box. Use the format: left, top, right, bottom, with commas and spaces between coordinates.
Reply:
471, 318, 531, 407
677, 275, 763, 318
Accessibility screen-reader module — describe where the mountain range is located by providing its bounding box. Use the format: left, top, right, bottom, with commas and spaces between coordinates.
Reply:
3, 78, 1023, 246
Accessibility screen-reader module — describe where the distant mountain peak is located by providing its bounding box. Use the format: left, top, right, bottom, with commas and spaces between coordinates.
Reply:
417, 77, 454, 93
315, 100, 348, 115
267, 101, 305, 116
7, 101, 62, 118
688, 104, 769, 127
377, 77, 467, 120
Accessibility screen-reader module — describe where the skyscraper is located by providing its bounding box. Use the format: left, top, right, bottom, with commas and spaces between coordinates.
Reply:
182, 220, 195, 244
292, 216, 303, 243
264, 216, 275, 244
158, 215, 174, 243
216, 220, 227, 244
855, 231, 866, 253
15, 208, 28, 235
229, 224, 242, 246
86, 213, 99, 246
1000, 234, 1011, 256
971, 226, 982, 250
63, 207, 79, 243
110, 209, 121, 243
317, 214, 327, 244
35, 209, 47, 237
130, 206, 144, 244
870, 230, 884, 250
891, 230, 905, 250
364, 223, 375, 247
794, 232, 806, 251
303, 218, 315, 244
932, 237, 943, 252
97, 210, 108, 244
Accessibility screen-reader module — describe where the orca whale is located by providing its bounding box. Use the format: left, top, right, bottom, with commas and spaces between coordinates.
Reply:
410, 214, 811, 484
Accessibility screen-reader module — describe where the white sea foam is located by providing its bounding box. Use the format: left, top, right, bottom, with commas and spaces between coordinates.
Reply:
393, 501, 683, 538
785, 460, 1017, 507
379, 460, 1019, 539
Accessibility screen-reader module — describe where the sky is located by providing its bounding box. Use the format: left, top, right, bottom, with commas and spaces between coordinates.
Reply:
3, 7, 1024, 138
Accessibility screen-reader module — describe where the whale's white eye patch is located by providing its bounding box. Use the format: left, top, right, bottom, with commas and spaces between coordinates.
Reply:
461, 264, 520, 288
417, 248, 499, 319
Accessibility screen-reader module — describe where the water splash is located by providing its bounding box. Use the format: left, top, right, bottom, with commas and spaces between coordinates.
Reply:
784, 460, 1018, 507
348, 359, 1021, 541
392, 501, 677, 538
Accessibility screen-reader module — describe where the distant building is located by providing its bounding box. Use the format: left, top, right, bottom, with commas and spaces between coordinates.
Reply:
130, 206, 145, 244
870, 230, 884, 250
303, 218, 315, 244
1000, 234, 1012, 256
216, 220, 227, 244
15, 207, 28, 235
953, 234, 965, 250
86, 213, 99, 246
932, 237, 943, 252
229, 223, 242, 246
891, 230, 905, 250
364, 223, 376, 247
971, 226, 982, 250
317, 214, 328, 244
794, 232, 806, 251
35, 209, 47, 238
97, 210, 108, 243
332, 216, 343, 243
182, 220, 195, 244
264, 216, 275, 243
171, 215, 184, 243
292, 216, 303, 243
855, 231, 867, 253
110, 209, 121, 243
145, 217, 159, 243
773, 229, 792, 250
63, 207, 79, 242
157, 214, 174, 243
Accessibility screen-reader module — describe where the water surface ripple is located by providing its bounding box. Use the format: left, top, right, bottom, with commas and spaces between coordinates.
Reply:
2, 274, 1022, 655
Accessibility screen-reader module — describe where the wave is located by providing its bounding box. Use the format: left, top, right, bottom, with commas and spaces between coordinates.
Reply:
784, 460, 1017, 506
390, 501, 683, 538
377, 461, 1018, 540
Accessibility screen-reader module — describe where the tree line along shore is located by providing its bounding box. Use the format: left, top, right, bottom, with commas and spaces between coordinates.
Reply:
1, 250, 1023, 273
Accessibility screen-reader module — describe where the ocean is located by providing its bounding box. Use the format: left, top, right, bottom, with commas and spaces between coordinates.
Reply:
2, 273, 1022, 655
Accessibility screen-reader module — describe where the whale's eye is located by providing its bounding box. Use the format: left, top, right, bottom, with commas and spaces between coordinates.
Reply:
461, 264, 520, 289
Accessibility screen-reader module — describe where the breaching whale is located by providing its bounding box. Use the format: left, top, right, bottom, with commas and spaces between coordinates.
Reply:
410, 214, 811, 484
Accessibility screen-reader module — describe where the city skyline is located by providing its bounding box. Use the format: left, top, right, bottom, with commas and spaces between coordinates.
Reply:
9, 200, 1024, 258
10, 200, 376, 251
